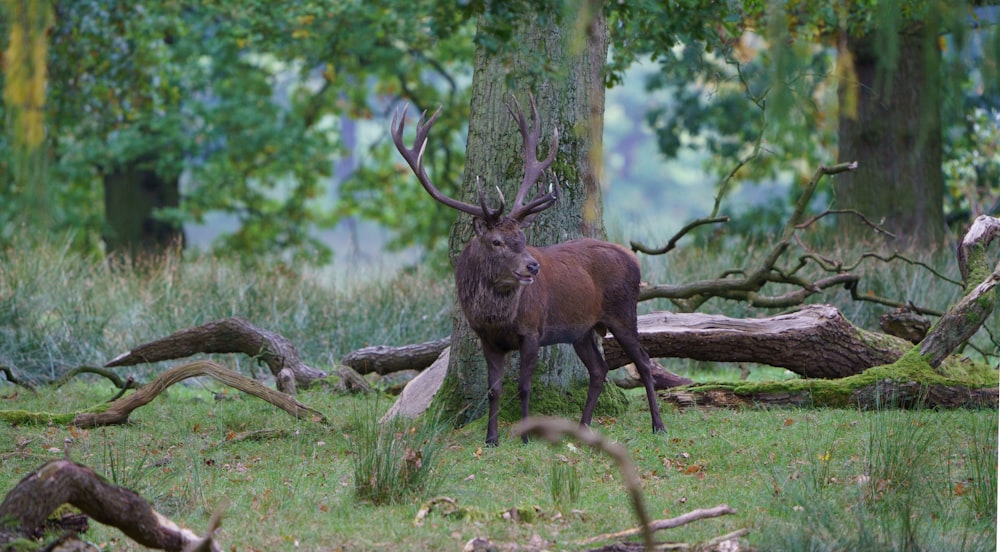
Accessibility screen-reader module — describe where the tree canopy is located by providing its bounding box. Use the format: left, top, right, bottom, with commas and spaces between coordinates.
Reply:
1, 0, 996, 263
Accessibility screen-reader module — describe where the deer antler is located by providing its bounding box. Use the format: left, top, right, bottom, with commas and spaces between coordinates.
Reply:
506, 94, 560, 222
391, 104, 502, 221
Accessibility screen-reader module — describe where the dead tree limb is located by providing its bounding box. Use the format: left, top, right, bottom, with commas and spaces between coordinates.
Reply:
514, 417, 656, 551
52, 365, 139, 391
575, 505, 739, 547
105, 317, 327, 393
0, 365, 36, 392
922, 215, 1000, 368
73, 360, 328, 428
0, 458, 221, 551
341, 338, 450, 375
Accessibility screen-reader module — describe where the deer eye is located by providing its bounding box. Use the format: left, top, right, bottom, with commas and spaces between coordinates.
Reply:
491, 238, 504, 248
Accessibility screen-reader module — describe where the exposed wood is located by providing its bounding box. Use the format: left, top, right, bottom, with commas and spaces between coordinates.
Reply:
105, 317, 327, 393
0, 458, 220, 551
73, 360, 327, 428
603, 305, 910, 379
341, 338, 449, 375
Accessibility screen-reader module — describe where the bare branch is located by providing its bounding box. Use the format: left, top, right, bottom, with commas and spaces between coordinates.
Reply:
630, 216, 729, 255
796, 208, 895, 238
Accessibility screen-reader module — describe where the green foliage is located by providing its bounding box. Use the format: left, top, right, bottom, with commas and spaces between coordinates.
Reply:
1, 0, 478, 262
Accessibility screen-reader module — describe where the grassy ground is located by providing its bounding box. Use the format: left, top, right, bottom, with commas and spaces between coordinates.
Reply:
0, 383, 995, 551
0, 236, 997, 550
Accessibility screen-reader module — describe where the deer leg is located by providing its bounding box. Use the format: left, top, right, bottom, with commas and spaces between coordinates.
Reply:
572, 333, 610, 428
483, 344, 507, 447
517, 336, 540, 444
605, 324, 667, 434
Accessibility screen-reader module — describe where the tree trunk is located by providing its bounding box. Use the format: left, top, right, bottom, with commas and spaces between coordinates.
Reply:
836, 30, 945, 248
440, 4, 611, 426
103, 155, 185, 259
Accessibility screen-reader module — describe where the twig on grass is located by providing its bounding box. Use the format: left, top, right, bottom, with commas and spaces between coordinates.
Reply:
513, 417, 742, 552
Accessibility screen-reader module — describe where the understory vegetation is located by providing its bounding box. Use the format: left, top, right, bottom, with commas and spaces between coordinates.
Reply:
0, 237, 997, 550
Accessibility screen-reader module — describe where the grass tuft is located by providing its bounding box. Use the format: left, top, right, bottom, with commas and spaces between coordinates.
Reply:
351, 404, 448, 506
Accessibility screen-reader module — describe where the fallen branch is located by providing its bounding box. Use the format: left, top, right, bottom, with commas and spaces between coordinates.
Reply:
73, 360, 328, 428
52, 365, 139, 391
513, 417, 655, 551
574, 504, 737, 547
513, 417, 742, 552
0, 365, 36, 392
105, 317, 327, 393
341, 338, 450, 375
0, 458, 221, 551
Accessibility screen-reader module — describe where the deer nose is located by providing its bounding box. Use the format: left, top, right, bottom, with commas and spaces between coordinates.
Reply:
526, 261, 540, 275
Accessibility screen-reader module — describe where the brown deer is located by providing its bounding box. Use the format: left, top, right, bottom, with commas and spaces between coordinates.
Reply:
391, 95, 669, 446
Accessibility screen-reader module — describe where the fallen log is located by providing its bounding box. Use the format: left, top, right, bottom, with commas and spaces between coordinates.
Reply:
604, 304, 911, 380
0, 458, 221, 551
105, 317, 327, 393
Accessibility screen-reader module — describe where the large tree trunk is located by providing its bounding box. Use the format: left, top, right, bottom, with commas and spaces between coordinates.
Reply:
439, 5, 612, 426
836, 30, 945, 248
103, 155, 185, 259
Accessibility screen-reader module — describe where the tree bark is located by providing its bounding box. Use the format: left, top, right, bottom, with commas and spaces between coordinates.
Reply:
922, 215, 1000, 368
836, 30, 945, 248
342, 338, 449, 375
604, 305, 911, 379
441, 4, 612, 426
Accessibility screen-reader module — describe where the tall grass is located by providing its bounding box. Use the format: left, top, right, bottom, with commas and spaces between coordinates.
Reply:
757, 403, 998, 552
0, 236, 455, 383
350, 403, 448, 505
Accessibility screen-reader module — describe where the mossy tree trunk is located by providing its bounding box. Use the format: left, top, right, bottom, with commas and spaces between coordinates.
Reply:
438, 4, 613, 427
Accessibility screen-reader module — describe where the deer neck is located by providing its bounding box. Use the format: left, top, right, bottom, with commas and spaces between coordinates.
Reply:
455, 246, 524, 330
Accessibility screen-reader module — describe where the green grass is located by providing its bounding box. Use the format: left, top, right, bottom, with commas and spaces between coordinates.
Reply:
0, 236, 997, 550
0, 385, 995, 551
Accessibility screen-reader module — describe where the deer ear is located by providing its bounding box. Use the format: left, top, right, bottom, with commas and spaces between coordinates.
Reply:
472, 217, 488, 237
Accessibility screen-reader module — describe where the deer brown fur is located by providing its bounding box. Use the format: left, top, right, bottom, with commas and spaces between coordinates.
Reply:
392, 95, 668, 445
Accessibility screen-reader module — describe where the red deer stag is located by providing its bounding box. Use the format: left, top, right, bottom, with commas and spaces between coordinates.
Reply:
391, 95, 669, 446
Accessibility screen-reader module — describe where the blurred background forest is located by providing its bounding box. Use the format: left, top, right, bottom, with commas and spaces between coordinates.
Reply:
0, 0, 998, 273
